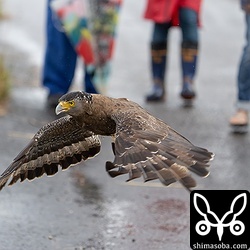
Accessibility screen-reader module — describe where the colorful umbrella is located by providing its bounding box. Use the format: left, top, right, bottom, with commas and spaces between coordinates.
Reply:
51, 0, 122, 94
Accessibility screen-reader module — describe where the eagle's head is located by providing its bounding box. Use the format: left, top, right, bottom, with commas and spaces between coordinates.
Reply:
55, 91, 93, 116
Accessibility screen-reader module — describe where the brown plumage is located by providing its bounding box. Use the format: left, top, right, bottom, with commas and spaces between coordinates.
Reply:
0, 91, 214, 191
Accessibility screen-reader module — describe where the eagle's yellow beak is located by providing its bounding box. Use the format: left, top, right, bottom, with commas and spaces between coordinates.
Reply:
55, 101, 71, 115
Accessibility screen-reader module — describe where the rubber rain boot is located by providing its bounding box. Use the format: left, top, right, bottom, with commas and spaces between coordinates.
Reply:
146, 42, 167, 102
180, 41, 198, 105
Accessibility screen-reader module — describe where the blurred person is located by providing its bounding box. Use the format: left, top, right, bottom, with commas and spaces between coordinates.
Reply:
42, 0, 98, 110
229, 0, 250, 132
144, 0, 202, 104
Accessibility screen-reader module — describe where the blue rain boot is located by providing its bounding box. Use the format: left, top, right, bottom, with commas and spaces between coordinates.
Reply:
146, 42, 167, 102
180, 41, 198, 101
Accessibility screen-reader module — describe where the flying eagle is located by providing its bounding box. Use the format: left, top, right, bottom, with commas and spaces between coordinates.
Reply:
0, 91, 214, 191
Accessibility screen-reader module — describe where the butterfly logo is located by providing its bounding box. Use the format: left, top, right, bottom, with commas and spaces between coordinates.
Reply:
193, 193, 247, 241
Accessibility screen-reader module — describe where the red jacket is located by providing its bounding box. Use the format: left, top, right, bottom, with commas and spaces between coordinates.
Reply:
144, 0, 202, 26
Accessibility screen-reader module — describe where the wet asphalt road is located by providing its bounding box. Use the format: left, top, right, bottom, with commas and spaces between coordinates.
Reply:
0, 0, 250, 249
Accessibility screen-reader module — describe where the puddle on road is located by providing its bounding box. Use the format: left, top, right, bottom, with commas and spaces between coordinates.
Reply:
70, 169, 136, 249
70, 169, 104, 207
70, 169, 189, 248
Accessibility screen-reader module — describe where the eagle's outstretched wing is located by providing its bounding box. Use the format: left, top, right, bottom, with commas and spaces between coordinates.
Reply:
106, 108, 213, 191
0, 116, 101, 190
0, 91, 214, 192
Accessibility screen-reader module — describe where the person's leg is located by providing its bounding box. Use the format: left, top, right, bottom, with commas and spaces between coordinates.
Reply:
42, 0, 77, 107
230, 13, 250, 127
179, 8, 199, 100
84, 68, 98, 93
237, 14, 250, 109
145, 22, 170, 102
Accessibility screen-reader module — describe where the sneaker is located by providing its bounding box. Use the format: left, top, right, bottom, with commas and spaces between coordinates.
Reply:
229, 109, 248, 126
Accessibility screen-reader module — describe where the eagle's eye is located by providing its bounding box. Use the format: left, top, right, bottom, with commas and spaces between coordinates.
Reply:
68, 101, 75, 107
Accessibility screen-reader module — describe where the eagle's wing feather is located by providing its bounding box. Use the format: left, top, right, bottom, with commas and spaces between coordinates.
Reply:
0, 116, 101, 190
107, 107, 213, 190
